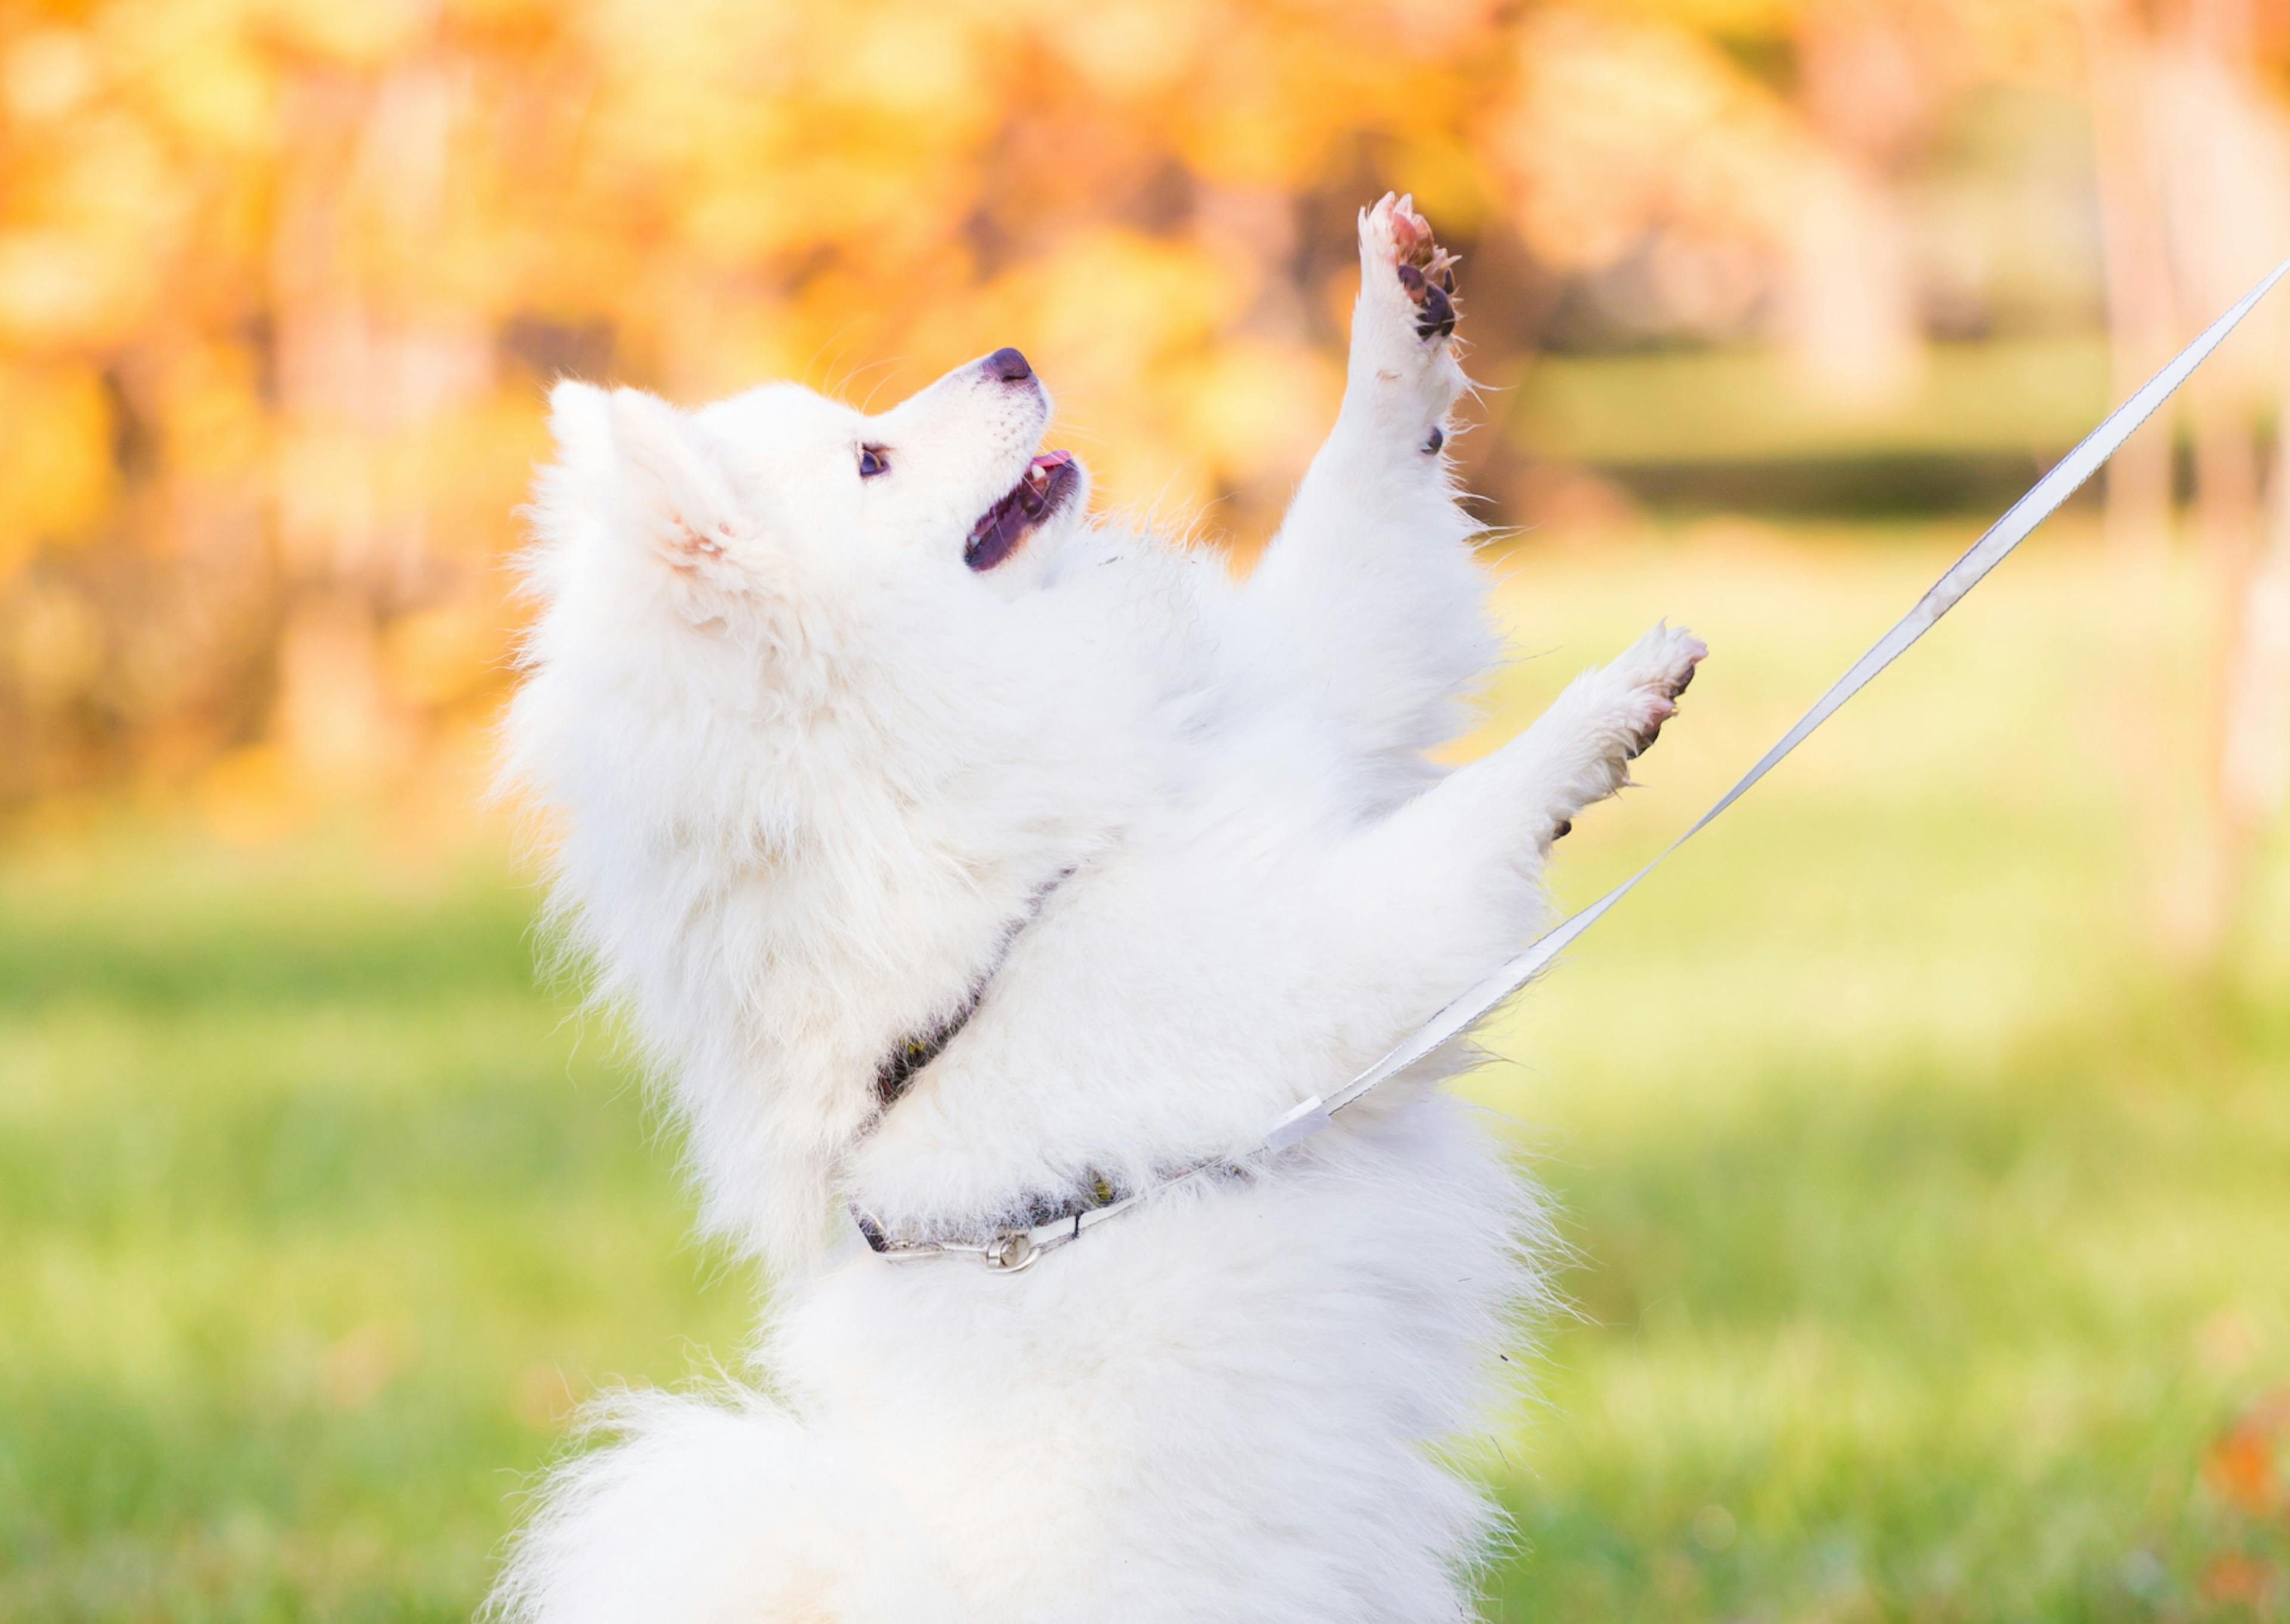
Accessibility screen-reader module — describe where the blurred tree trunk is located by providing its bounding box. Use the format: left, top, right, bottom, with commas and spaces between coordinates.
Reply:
1787, 0, 1924, 405
2088, 0, 2290, 966
2162, 2, 2290, 963
268, 54, 487, 798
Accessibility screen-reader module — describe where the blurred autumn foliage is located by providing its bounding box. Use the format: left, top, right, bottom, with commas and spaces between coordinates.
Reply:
5, 0, 2290, 935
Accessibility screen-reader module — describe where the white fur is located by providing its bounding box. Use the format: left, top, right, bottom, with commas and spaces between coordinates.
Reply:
491, 196, 1705, 1624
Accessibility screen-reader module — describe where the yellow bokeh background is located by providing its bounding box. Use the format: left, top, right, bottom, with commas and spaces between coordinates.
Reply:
16, 0, 2264, 848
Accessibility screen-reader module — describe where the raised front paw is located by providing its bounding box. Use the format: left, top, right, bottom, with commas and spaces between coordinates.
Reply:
1361, 193, 1460, 342
1604, 621, 1708, 761
1351, 193, 1468, 441
1493, 621, 1707, 854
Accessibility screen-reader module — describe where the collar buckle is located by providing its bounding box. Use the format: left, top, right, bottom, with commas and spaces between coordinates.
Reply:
981, 1231, 1041, 1272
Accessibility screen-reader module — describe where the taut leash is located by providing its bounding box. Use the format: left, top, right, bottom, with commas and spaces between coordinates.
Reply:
859, 253, 2290, 1272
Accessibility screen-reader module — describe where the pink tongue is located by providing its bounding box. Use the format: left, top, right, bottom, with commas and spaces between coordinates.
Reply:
1030, 450, 1072, 473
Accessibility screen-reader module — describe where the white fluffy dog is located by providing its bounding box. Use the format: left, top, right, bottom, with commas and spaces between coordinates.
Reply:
493, 196, 1704, 1624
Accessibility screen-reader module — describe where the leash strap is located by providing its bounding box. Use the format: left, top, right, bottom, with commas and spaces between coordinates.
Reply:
1301, 252, 2290, 1127
861, 254, 2290, 1272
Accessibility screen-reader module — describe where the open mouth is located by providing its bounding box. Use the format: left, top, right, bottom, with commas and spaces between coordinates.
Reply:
964, 450, 1079, 572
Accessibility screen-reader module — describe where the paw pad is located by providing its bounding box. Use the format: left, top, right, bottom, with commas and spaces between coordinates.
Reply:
1372, 193, 1462, 342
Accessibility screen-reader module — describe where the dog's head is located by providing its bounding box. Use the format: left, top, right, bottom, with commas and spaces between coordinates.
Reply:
513, 345, 1130, 872
537, 347, 1089, 634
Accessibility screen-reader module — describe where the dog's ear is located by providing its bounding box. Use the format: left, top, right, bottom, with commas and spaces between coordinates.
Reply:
546, 378, 613, 467
549, 380, 742, 567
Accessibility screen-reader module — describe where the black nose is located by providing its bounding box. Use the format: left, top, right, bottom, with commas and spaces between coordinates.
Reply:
983, 346, 1033, 383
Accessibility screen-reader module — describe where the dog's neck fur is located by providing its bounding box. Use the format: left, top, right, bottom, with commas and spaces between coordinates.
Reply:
509, 501, 1172, 1269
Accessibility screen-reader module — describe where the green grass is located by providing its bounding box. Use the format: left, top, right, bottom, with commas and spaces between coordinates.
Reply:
0, 844, 750, 1620
5, 520, 2288, 1620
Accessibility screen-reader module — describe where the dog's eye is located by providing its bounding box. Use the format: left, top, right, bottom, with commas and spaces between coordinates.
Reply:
858, 446, 889, 479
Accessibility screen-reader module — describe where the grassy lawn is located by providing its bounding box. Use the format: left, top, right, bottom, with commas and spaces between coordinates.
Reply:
3, 520, 2287, 1621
